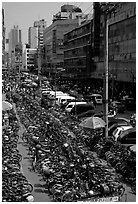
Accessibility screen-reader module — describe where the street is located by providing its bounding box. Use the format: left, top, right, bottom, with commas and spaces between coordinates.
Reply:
95, 104, 135, 120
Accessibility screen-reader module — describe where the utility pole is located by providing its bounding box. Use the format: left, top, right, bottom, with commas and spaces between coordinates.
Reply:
38, 35, 42, 101
105, 18, 109, 138
55, 66, 57, 106
101, 3, 118, 138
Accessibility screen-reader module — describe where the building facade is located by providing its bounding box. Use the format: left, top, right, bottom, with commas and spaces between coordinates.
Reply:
33, 19, 47, 48
2, 8, 5, 66
8, 26, 22, 56
23, 47, 37, 71
108, 2, 136, 96
28, 27, 38, 49
8, 25, 22, 70
62, 2, 136, 98
43, 18, 80, 74
63, 20, 93, 78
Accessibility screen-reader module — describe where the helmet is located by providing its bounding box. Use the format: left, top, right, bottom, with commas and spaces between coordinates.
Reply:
63, 143, 69, 148
26, 195, 34, 202
35, 144, 41, 149
42, 165, 51, 175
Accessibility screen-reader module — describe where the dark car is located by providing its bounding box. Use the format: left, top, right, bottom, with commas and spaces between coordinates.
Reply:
108, 117, 130, 128
110, 101, 126, 113
77, 109, 95, 120
117, 127, 136, 147
70, 104, 95, 116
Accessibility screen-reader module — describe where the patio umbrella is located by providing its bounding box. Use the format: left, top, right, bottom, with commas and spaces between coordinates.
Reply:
79, 116, 105, 130
2, 101, 13, 111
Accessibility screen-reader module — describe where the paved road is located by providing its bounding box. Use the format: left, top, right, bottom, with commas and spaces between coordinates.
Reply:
95, 104, 135, 120
13, 104, 52, 202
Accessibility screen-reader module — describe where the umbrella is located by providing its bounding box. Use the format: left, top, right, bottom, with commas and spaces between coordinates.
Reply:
2, 101, 13, 111
79, 116, 105, 129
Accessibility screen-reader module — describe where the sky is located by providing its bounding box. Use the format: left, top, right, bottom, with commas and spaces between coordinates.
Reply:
2, 1, 93, 45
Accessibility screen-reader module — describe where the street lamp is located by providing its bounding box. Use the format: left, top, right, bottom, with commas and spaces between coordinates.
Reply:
37, 36, 42, 102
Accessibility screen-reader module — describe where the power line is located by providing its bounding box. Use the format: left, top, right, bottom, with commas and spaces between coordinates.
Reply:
77, 2, 84, 8
83, 3, 93, 14
73, 2, 78, 7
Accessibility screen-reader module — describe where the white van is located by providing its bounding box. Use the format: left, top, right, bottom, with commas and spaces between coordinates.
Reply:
50, 91, 65, 97
65, 101, 87, 113
59, 95, 75, 105
91, 94, 103, 104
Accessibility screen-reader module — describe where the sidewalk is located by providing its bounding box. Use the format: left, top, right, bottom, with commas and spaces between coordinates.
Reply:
13, 103, 52, 202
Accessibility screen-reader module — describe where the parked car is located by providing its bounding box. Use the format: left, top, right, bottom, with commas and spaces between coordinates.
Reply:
108, 117, 130, 128
91, 94, 103, 104
110, 101, 126, 113
77, 109, 95, 120
108, 123, 130, 136
113, 125, 133, 141
117, 127, 136, 147
65, 101, 87, 113
70, 103, 95, 116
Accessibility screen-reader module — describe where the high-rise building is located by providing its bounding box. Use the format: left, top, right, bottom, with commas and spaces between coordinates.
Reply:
2, 8, 5, 66
8, 25, 22, 70
8, 25, 22, 58
33, 19, 47, 48
28, 27, 38, 48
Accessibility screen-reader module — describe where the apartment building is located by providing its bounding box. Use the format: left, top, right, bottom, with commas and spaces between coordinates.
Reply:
28, 27, 38, 49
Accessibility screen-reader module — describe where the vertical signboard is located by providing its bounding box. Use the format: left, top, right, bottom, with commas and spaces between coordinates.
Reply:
52, 30, 56, 53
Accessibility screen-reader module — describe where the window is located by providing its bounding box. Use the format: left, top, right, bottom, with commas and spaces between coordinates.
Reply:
121, 131, 136, 144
